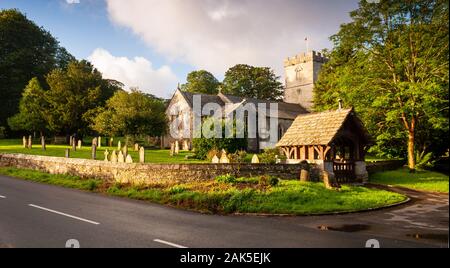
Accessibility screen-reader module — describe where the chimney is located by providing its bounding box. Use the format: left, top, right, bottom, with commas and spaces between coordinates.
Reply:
338, 98, 343, 110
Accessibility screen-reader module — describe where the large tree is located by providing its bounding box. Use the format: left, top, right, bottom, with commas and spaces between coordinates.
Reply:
45, 60, 118, 135
221, 64, 284, 100
7, 78, 48, 136
181, 70, 220, 94
314, 0, 449, 170
0, 9, 74, 130
90, 90, 167, 139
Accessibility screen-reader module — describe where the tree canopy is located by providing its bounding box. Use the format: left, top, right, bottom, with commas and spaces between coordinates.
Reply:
221, 64, 284, 100
181, 70, 220, 94
90, 90, 167, 138
0, 9, 74, 130
314, 0, 449, 170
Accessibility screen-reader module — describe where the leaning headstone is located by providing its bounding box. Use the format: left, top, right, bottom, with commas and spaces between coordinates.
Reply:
170, 143, 175, 156
125, 154, 133, 163
174, 140, 179, 155
139, 146, 145, 163
91, 144, 97, 160
65, 149, 70, 158
104, 149, 109, 162
219, 152, 230, 164
98, 136, 101, 148
251, 154, 260, 164
110, 150, 118, 163
134, 143, 139, 151
118, 151, 125, 163
22, 136, 27, 148
27, 135, 32, 149
41, 136, 46, 151
211, 155, 219, 164
117, 140, 121, 151
77, 140, 82, 149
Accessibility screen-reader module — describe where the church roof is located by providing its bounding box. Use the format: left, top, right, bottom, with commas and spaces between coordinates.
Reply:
276, 108, 368, 146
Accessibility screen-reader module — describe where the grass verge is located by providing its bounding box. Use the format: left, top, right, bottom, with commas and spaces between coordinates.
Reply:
370, 168, 449, 193
0, 167, 407, 215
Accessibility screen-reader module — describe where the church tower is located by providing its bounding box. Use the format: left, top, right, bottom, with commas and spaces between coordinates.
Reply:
283, 50, 328, 110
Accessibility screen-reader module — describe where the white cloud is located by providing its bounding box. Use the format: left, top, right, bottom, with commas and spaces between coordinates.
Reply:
66, 0, 80, 4
105, 0, 357, 77
88, 48, 178, 98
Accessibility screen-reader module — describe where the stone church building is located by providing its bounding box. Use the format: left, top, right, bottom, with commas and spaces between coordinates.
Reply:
162, 50, 328, 152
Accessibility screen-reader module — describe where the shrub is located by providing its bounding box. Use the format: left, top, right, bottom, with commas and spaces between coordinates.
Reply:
215, 174, 236, 184
259, 148, 286, 164
0, 126, 6, 139
168, 185, 187, 194
228, 150, 247, 163
258, 176, 280, 187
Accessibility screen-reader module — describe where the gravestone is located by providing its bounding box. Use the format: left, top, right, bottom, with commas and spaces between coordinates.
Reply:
118, 151, 125, 163
65, 149, 70, 158
300, 169, 310, 182
98, 136, 101, 148
41, 136, 46, 151
77, 140, 82, 149
125, 154, 133, 163
211, 155, 219, 164
139, 147, 145, 163
170, 143, 175, 156
134, 143, 139, 151
110, 150, 118, 163
27, 135, 32, 149
183, 140, 189, 151
104, 149, 109, 162
124, 145, 128, 157
174, 140, 179, 155
69, 135, 73, 146
72, 138, 77, 151
251, 154, 260, 164
22, 136, 27, 148
219, 150, 230, 164
117, 141, 121, 151
92, 137, 98, 147
91, 145, 97, 160
109, 137, 114, 147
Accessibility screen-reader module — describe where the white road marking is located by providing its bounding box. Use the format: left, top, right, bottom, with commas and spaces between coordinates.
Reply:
153, 239, 187, 248
28, 204, 100, 225
0, 195, 5, 199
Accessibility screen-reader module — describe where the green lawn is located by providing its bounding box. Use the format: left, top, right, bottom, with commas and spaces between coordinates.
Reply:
0, 139, 205, 164
370, 168, 449, 193
0, 167, 407, 215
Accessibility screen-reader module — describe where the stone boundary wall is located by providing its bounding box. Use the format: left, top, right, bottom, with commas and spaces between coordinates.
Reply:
366, 160, 405, 174
0, 153, 308, 185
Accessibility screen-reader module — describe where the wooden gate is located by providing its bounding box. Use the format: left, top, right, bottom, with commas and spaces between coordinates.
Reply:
333, 162, 356, 183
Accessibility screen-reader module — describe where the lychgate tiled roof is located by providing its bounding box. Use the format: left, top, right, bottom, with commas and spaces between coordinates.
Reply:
276, 108, 354, 146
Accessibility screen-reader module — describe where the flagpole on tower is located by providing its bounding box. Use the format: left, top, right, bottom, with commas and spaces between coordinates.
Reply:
305, 37, 309, 53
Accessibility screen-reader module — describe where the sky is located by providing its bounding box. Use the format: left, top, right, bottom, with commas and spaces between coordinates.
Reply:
0, 0, 359, 99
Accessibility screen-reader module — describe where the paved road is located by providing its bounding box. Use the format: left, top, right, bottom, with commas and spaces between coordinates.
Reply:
0, 175, 447, 248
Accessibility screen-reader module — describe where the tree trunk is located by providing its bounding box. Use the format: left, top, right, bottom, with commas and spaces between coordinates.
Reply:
407, 130, 415, 172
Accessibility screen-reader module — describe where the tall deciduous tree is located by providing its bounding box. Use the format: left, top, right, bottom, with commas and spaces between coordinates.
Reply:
314, 0, 449, 171
0, 9, 74, 130
91, 90, 167, 138
45, 60, 117, 135
221, 64, 284, 100
181, 70, 220, 94
7, 78, 48, 136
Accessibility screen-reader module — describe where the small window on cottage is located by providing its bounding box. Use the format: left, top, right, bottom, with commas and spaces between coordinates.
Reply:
278, 125, 284, 141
